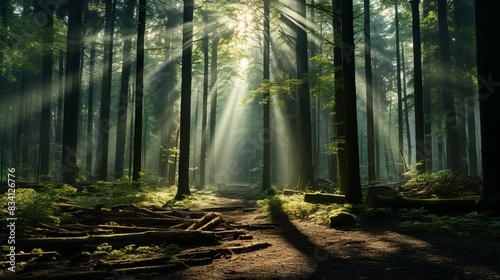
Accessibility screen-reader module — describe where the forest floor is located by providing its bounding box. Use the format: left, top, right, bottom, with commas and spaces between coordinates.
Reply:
2, 183, 500, 280
151, 186, 500, 280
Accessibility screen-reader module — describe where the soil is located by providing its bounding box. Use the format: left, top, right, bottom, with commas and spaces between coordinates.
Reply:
3, 185, 500, 280
149, 187, 500, 280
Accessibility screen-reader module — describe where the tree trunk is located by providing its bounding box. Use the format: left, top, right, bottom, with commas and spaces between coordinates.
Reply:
38, 3, 53, 178
295, 0, 315, 190
176, 0, 194, 199
208, 36, 219, 186
262, 0, 271, 191
333, 0, 346, 193
411, 0, 425, 173
341, 0, 362, 203
132, 0, 146, 181
199, 23, 209, 189
438, 0, 463, 173
61, 0, 83, 185
96, 0, 117, 181
394, 0, 404, 178
475, 0, 500, 214
365, 0, 375, 182
115, 0, 134, 180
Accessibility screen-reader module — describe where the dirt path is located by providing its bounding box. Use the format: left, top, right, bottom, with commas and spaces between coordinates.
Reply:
152, 188, 500, 280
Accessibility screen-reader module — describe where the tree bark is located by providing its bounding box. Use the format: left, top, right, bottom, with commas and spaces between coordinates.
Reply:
61, 0, 83, 185
115, 0, 135, 180
475, 0, 500, 214
295, 0, 315, 190
96, 0, 117, 181
262, 0, 271, 191
38, 3, 53, 178
176, 0, 194, 199
341, 0, 362, 203
411, 0, 425, 173
132, 0, 146, 181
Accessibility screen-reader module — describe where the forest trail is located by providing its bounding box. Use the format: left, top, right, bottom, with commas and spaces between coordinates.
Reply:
154, 186, 500, 280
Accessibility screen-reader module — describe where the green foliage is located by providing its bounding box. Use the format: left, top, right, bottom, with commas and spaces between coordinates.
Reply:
0, 185, 77, 235
258, 194, 500, 239
239, 78, 302, 108
93, 243, 182, 262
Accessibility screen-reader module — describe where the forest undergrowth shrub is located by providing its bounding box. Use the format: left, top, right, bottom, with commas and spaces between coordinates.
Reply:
258, 194, 500, 239
0, 184, 77, 236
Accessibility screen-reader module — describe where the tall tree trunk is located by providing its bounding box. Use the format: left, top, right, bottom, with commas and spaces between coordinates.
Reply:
365, 0, 375, 182
454, 0, 477, 175
85, 42, 96, 177
115, 0, 134, 180
176, 0, 194, 199
38, 3, 53, 178
475, 0, 500, 213
394, 0, 404, 178
401, 44, 412, 169
411, 0, 425, 173
333, 0, 346, 193
262, 0, 271, 191
208, 36, 219, 186
295, 0, 315, 189
341, 0, 362, 203
438, 0, 463, 172
96, 0, 117, 181
199, 22, 209, 189
132, 0, 146, 181
422, 0, 434, 172
61, 0, 83, 185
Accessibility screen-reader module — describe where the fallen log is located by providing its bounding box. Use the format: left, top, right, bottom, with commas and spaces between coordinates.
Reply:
304, 193, 346, 204
16, 230, 219, 252
197, 216, 223, 231
175, 242, 272, 260
187, 212, 221, 230
97, 216, 186, 226
367, 195, 477, 214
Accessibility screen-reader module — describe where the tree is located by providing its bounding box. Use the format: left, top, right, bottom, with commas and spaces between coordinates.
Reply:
410, 0, 425, 173
115, 0, 135, 180
438, 0, 463, 172
199, 11, 210, 189
262, 0, 271, 191
61, 0, 84, 185
341, 0, 362, 203
295, 0, 315, 189
96, 0, 117, 181
475, 0, 500, 213
38, 1, 54, 178
394, 0, 404, 178
333, 0, 346, 193
133, 0, 146, 181
176, 0, 194, 199
364, 0, 375, 182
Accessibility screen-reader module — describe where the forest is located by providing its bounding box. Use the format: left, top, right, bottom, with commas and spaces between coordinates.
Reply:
1, 0, 500, 279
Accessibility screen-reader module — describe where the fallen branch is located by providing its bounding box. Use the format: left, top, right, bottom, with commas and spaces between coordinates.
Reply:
304, 193, 346, 204
16, 230, 219, 252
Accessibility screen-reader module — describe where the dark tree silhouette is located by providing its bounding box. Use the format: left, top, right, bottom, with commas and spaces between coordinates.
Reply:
132, 0, 146, 181
38, 2, 53, 178
96, 0, 117, 181
262, 0, 271, 191
410, 0, 425, 173
61, 0, 84, 185
341, 0, 362, 203
115, 0, 135, 180
295, 0, 315, 189
176, 0, 194, 199
475, 0, 500, 213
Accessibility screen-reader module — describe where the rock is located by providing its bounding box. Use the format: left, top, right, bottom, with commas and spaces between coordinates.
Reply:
329, 212, 356, 228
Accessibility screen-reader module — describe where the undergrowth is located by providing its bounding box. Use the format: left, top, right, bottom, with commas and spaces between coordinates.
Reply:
257, 193, 500, 239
